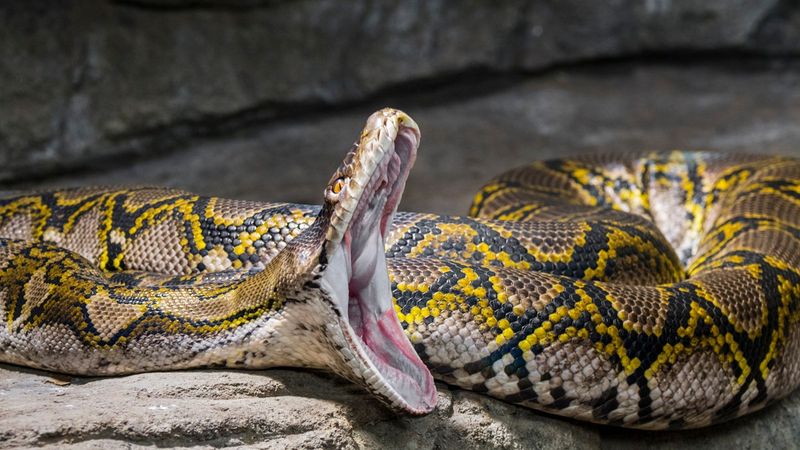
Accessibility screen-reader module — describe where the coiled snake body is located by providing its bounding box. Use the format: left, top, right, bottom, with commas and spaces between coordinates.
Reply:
1, 109, 799, 429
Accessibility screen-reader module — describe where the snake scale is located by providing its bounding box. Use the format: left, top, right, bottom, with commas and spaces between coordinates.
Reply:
1, 109, 799, 429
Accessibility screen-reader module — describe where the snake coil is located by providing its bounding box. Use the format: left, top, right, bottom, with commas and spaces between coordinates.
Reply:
0, 109, 798, 429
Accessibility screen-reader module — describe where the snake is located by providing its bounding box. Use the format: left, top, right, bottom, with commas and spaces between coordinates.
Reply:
0, 109, 799, 430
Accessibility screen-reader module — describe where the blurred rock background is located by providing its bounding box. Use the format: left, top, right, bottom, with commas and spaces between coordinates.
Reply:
2, 1, 800, 448
3, 0, 800, 212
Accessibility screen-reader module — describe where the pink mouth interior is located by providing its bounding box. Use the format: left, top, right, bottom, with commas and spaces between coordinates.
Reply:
341, 126, 436, 413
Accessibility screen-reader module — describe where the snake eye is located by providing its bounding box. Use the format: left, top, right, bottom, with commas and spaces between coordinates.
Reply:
327, 178, 348, 202
332, 178, 345, 194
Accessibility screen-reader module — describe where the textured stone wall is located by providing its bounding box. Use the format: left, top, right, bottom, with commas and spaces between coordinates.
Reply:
1, 0, 799, 181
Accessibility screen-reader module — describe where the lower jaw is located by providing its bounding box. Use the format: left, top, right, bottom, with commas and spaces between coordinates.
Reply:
327, 225, 436, 413
339, 307, 437, 414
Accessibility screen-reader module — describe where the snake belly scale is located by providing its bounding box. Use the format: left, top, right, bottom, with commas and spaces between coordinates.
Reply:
0, 109, 799, 429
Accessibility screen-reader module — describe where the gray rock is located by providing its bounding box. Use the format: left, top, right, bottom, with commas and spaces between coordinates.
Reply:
1, 364, 798, 449
1, 0, 799, 182
0, 365, 601, 450
2, 62, 800, 448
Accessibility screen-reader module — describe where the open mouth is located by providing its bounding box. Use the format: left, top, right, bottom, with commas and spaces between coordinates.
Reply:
319, 111, 437, 414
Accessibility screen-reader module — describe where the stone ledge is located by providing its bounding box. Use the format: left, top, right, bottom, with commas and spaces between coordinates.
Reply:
1, 364, 797, 449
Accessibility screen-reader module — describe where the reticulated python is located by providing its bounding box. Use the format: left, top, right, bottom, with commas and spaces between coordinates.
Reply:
1, 109, 798, 429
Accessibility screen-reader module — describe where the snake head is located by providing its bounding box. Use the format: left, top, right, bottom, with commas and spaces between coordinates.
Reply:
315, 108, 437, 414
261, 108, 436, 414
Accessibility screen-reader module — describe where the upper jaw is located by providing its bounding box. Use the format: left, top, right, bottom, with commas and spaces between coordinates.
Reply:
317, 109, 436, 414
324, 109, 419, 253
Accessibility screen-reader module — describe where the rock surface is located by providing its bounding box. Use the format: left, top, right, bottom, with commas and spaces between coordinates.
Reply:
3, 364, 799, 450
2, 61, 800, 448
2, 0, 800, 181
